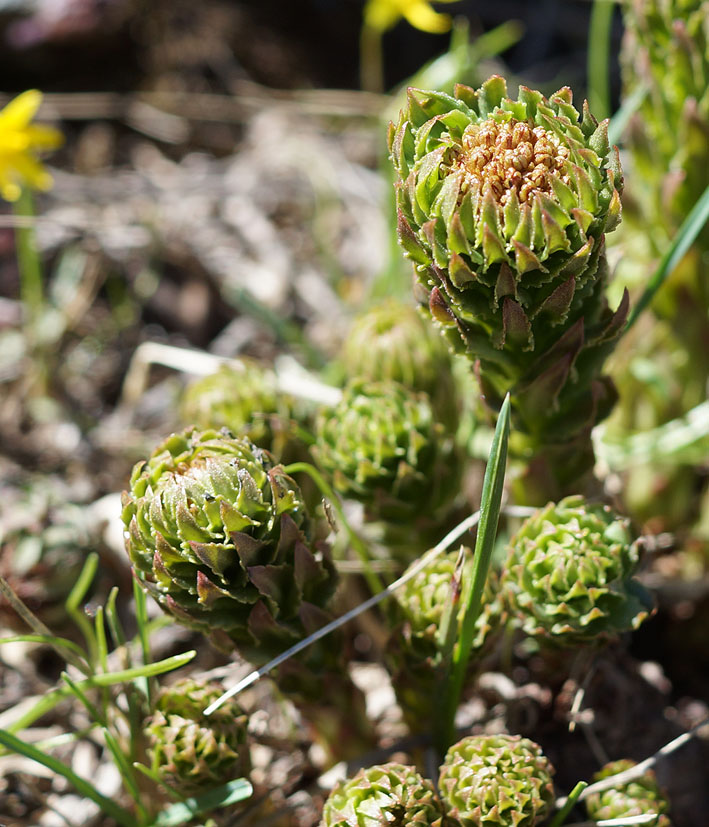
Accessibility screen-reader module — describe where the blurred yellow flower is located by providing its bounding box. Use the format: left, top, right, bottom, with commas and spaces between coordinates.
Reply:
364, 0, 460, 34
0, 89, 63, 202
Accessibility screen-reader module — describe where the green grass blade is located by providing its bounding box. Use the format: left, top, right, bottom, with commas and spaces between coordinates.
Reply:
437, 395, 510, 753
588, 0, 614, 120
62, 672, 105, 726
87, 651, 196, 687
0, 578, 91, 676
65, 552, 99, 666
133, 577, 153, 702
150, 778, 254, 827
549, 780, 588, 827
105, 587, 127, 651
0, 728, 137, 827
625, 184, 709, 331
103, 728, 150, 820
608, 84, 647, 146
0, 634, 89, 662
95, 605, 109, 673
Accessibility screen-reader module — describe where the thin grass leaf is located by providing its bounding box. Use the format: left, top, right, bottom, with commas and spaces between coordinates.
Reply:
549, 781, 588, 827
133, 576, 153, 703
149, 778, 253, 827
87, 651, 196, 687
625, 184, 709, 331
62, 672, 105, 727
438, 394, 510, 754
0, 577, 90, 676
588, 0, 614, 120
65, 552, 99, 666
0, 634, 88, 662
95, 605, 109, 673
608, 84, 648, 146
105, 586, 127, 651
0, 728, 137, 827
103, 728, 150, 821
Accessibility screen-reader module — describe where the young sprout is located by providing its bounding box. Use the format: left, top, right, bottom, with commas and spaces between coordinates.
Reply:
585, 759, 671, 826
322, 763, 448, 826
148, 678, 249, 794
500, 495, 653, 645
438, 733, 555, 826
314, 379, 460, 558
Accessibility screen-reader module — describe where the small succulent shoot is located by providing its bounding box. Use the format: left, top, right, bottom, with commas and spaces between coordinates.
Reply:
385, 548, 500, 729
438, 733, 555, 827
314, 379, 460, 538
341, 298, 461, 431
180, 360, 310, 461
389, 75, 628, 492
121, 427, 338, 663
501, 495, 653, 645
148, 678, 249, 794
585, 759, 671, 826
321, 762, 448, 826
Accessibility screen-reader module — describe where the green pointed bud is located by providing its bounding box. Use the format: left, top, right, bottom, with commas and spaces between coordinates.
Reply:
322, 763, 448, 826
121, 427, 337, 663
438, 734, 555, 826
501, 495, 654, 644
148, 678, 249, 793
585, 759, 671, 825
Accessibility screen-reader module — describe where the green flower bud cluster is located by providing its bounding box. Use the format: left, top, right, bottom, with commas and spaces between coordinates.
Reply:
314, 379, 460, 525
385, 549, 500, 727
501, 495, 653, 644
341, 299, 461, 430
148, 678, 249, 793
322, 735, 556, 827
585, 759, 671, 825
180, 360, 308, 461
121, 427, 337, 663
389, 75, 628, 491
321, 763, 447, 826
438, 734, 555, 827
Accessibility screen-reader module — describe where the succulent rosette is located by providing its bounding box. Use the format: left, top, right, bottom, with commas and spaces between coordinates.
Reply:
148, 678, 249, 793
121, 427, 337, 663
385, 549, 501, 727
501, 495, 653, 644
585, 759, 671, 825
389, 75, 628, 491
341, 299, 461, 430
438, 734, 555, 826
321, 763, 447, 826
314, 379, 460, 525
180, 361, 310, 461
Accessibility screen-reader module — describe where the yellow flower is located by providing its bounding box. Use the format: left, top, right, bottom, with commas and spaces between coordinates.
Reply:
0, 89, 63, 202
364, 0, 460, 34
